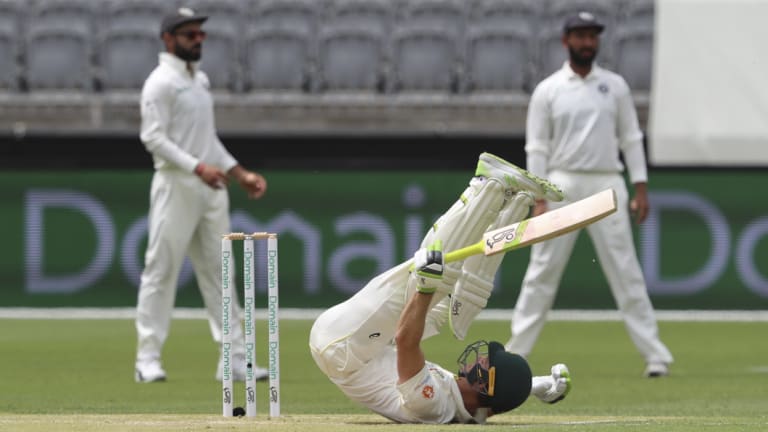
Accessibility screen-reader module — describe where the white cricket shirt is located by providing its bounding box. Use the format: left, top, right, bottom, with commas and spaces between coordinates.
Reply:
139, 52, 237, 173
525, 62, 647, 184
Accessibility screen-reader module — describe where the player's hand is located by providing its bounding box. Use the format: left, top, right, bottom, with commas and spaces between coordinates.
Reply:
412, 240, 444, 294
532, 199, 548, 217
239, 171, 267, 199
195, 163, 228, 189
630, 183, 649, 224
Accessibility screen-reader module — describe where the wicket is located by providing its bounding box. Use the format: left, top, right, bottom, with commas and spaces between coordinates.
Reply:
221, 232, 280, 418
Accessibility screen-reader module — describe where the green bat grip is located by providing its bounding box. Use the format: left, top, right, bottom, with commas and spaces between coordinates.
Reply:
444, 241, 485, 263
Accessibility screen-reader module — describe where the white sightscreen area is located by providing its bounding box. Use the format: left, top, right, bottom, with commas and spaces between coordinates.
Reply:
649, 0, 768, 166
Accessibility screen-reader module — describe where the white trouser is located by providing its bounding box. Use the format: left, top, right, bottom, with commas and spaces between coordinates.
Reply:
136, 170, 245, 364
507, 171, 673, 365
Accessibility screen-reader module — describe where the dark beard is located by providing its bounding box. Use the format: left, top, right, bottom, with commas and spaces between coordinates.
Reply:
568, 46, 596, 67
174, 44, 201, 62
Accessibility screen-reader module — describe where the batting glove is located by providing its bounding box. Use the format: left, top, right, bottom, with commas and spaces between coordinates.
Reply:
412, 240, 444, 294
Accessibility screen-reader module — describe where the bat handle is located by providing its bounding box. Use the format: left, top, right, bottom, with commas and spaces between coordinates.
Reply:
444, 242, 485, 264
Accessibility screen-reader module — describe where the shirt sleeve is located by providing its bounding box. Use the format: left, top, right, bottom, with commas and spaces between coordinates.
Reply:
397, 365, 456, 424
139, 76, 200, 173
615, 77, 647, 183
524, 83, 552, 178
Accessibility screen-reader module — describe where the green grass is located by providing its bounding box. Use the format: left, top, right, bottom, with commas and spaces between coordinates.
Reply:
1, 318, 767, 431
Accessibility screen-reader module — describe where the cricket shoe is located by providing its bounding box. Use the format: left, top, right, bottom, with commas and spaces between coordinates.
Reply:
532, 363, 571, 404
135, 360, 167, 383
644, 362, 669, 378
475, 152, 564, 202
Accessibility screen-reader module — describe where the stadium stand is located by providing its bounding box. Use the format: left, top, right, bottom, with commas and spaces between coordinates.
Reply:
0, 0, 653, 136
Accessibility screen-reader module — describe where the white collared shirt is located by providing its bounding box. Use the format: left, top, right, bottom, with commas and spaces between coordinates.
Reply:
139, 52, 237, 173
525, 62, 647, 183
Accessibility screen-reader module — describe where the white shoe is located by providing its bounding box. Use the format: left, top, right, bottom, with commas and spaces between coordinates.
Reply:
644, 362, 669, 378
216, 355, 269, 382
533, 363, 571, 404
135, 360, 167, 383
476, 152, 564, 202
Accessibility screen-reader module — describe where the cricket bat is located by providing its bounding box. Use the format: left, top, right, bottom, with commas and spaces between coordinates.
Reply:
444, 188, 618, 263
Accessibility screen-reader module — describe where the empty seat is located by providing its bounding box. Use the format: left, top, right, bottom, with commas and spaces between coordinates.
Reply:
244, 26, 314, 92
102, 0, 175, 33
470, 0, 541, 34
619, 0, 655, 30
400, 0, 468, 38
251, 0, 320, 35
185, 0, 248, 34
198, 28, 242, 92
324, 0, 395, 36
390, 26, 461, 92
0, 0, 22, 90
28, 0, 96, 34
98, 28, 161, 90
614, 26, 653, 91
317, 26, 387, 92
26, 26, 93, 90
0, 30, 18, 90
464, 25, 534, 93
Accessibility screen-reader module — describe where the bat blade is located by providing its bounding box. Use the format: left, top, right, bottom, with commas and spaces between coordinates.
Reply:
445, 188, 618, 263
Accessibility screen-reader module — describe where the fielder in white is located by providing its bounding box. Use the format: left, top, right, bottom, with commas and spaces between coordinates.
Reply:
310, 153, 571, 423
134, 8, 268, 383
505, 12, 674, 378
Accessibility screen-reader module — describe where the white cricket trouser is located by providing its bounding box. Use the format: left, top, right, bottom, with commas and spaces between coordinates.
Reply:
135, 169, 245, 364
507, 171, 673, 365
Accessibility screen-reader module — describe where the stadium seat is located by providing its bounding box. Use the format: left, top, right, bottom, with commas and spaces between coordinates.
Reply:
27, 0, 96, 34
0, 30, 18, 90
464, 24, 535, 94
390, 26, 462, 92
243, 26, 314, 92
185, 0, 248, 35
98, 28, 161, 90
102, 0, 175, 33
469, 0, 541, 34
614, 26, 654, 92
619, 0, 655, 31
198, 27, 242, 92
251, 0, 320, 35
324, 0, 395, 36
316, 26, 387, 92
0, 0, 22, 90
25, 26, 93, 90
399, 0, 468, 38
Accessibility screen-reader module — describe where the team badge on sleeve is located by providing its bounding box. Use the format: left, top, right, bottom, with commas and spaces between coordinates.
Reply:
421, 385, 435, 399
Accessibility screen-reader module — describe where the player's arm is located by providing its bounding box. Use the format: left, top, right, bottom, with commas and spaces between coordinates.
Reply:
395, 241, 444, 384
525, 83, 554, 214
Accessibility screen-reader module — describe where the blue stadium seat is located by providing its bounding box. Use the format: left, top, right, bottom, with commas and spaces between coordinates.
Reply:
464, 24, 535, 93
25, 26, 93, 90
619, 0, 655, 31
244, 26, 315, 92
0, 0, 22, 90
317, 26, 387, 92
390, 26, 462, 92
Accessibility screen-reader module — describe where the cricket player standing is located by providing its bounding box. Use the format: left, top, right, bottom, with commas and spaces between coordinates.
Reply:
505, 12, 674, 377
134, 7, 268, 383
310, 153, 571, 423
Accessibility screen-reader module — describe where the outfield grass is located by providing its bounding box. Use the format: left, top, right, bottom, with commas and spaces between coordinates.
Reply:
1, 318, 767, 431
